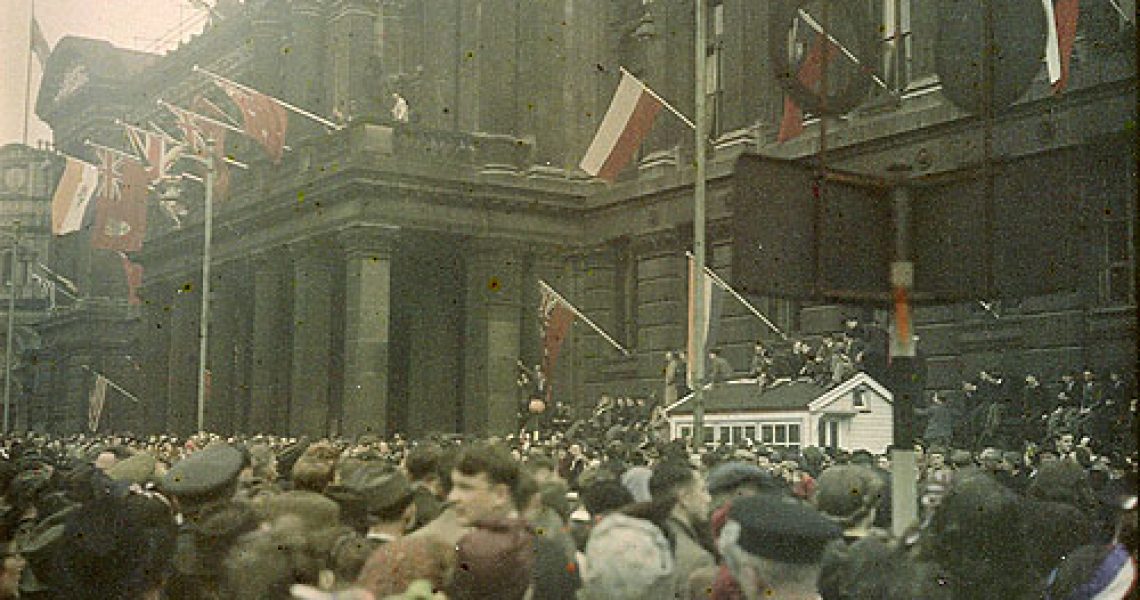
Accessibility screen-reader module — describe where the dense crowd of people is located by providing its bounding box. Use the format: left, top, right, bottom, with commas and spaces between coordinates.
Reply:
0, 403, 1132, 600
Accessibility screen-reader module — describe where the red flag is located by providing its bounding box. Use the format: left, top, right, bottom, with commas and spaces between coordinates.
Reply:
539, 286, 575, 403
91, 149, 149, 252
580, 71, 664, 182
119, 252, 144, 306
1051, 0, 1080, 93
777, 34, 840, 143
212, 79, 289, 163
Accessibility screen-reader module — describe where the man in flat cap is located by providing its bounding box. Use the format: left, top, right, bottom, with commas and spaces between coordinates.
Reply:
159, 443, 247, 600
333, 464, 417, 544
717, 493, 842, 600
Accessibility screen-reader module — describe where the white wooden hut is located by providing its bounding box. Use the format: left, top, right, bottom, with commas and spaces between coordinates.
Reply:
666, 372, 895, 453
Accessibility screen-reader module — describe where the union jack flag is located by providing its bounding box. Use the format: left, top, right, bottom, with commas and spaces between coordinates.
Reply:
124, 124, 182, 182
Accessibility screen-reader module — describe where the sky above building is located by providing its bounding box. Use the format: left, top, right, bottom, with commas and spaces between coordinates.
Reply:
0, 0, 208, 147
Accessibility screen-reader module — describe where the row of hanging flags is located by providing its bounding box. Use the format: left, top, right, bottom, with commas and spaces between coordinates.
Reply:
48, 67, 307, 305
580, 0, 1082, 178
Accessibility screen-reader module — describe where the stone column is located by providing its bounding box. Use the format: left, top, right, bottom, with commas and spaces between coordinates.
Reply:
462, 243, 524, 436
166, 287, 200, 436
248, 253, 291, 435
63, 353, 94, 435
204, 266, 243, 435
329, 0, 382, 120
138, 281, 172, 434
476, 0, 519, 134
289, 241, 337, 438
287, 0, 328, 137
339, 225, 397, 437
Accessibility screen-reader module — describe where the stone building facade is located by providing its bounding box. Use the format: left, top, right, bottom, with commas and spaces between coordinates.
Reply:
27, 0, 1136, 437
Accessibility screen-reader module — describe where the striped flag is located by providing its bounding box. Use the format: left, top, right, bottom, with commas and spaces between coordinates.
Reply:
539, 285, 575, 404
88, 374, 108, 432
687, 255, 724, 389
580, 71, 663, 182
778, 34, 840, 142
51, 157, 98, 235
1049, 0, 1080, 93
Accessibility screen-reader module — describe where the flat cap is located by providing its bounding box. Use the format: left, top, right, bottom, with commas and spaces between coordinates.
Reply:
725, 493, 841, 564
813, 465, 884, 521
160, 443, 244, 502
107, 451, 156, 485
706, 461, 777, 495
341, 466, 413, 516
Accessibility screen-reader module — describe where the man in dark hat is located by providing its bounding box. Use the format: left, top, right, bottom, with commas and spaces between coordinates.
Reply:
716, 493, 842, 599
333, 464, 416, 544
158, 443, 247, 600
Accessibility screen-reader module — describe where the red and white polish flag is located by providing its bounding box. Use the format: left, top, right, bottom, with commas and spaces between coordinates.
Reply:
580, 71, 663, 182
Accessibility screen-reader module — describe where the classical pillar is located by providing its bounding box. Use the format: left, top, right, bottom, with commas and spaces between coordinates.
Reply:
289, 241, 337, 437
462, 243, 524, 436
248, 253, 291, 435
204, 265, 245, 435
135, 280, 171, 434
476, 0, 519, 134
287, 0, 328, 137
339, 225, 396, 437
166, 287, 200, 436
329, 0, 382, 120
61, 353, 93, 435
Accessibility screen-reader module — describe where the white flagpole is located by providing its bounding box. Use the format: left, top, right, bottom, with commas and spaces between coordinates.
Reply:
79, 364, 141, 404
83, 139, 138, 162
619, 66, 697, 131
693, 0, 709, 448
539, 280, 630, 356
158, 100, 246, 137
193, 65, 345, 131
685, 252, 788, 340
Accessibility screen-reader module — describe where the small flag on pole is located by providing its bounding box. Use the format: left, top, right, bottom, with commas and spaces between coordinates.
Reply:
90, 148, 149, 252
686, 255, 724, 389
88, 374, 109, 432
1050, 0, 1080, 93
51, 157, 98, 235
124, 123, 182, 182
777, 34, 840, 143
210, 79, 289, 163
580, 70, 664, 182
30, 17, 51, 67
539, 285, 576, 404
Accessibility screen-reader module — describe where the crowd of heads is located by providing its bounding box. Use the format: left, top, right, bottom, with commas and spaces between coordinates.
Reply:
0, 350, 1132, 599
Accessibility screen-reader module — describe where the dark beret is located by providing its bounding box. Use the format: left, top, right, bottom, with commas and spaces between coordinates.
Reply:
160, 444, 244, 502
706, 461, 777, 495
726, 493, 842, 564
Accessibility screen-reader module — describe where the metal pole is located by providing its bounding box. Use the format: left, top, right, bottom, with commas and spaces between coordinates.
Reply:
196, 141, 215, 434
692, 0, 708, 449
3, 222, 18, 435
888, 177, 918, 537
